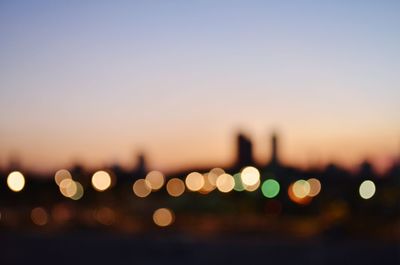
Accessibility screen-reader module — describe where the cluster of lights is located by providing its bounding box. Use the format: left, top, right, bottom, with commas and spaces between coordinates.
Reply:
54, 169, 84, 200
4, 167, 379, 226
129, 166, 277, 198
132, 170, 165, 197
288, 178, 321, 205
27, 205, 164, 227
4, 168, 377, 203
2, 167, 382, 231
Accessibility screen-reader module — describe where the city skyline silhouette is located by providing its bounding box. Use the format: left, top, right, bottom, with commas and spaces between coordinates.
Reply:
0, 1, 399, 264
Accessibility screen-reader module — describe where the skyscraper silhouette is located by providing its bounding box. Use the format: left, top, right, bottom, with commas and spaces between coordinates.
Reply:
235, 133, 254, 169
270, 132, 280, 167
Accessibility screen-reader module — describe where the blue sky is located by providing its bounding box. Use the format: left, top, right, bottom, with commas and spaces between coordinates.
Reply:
1, 0, 399, 172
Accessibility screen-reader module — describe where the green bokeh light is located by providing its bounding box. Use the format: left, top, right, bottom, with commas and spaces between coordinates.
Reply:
233, 173, 245, 191
261, 179, 280, 198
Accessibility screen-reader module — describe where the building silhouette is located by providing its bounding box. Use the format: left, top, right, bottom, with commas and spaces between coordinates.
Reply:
270, 132, 280, 167
235, 133, 254, 169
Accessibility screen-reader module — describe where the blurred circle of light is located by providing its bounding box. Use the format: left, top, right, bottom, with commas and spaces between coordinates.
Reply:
292, 179, 311, 198
208, 168, 225, 186
233, 173, 245, 191
91, 170, 112, 191
288, 183, 312, 205
7, 171, 25, 192
359, 180, 376, 199
52, 204, 72, 224
59, 179, 77, 198
54, 169, 72, 186
185, 172, 204, 192
132, 179, 152, 198
145, 171, 165, 191
244, 179, 260, 192
70, 181, 84, 200
307, 178, 321, 197
200, 173, 216, 194
166, 178, 185, 197
31, 207, 48, 226
216, 173, 235, 193
95, 207, 116, 226
261, 179, 280, 198
241, 166, 260, 186
153, 208, 174, 227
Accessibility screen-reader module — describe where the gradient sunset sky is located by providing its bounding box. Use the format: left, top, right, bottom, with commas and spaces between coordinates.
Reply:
1, 1, 399, 173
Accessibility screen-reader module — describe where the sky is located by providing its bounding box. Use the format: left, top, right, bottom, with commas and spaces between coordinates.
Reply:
0, 0, 399, 174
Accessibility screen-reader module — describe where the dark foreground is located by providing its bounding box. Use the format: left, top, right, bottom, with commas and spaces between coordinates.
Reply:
0, 232, 398, 265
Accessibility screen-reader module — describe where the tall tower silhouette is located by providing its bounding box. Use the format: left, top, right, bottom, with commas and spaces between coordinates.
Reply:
135, 153, 147, 178
270, 132, 279, 166
236, 133, 254, 168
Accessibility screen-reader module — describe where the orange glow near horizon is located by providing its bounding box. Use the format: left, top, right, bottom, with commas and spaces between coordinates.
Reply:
0, 127, 398, 174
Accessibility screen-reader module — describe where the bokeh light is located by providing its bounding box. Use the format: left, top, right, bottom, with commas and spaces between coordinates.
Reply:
145, 171, 165, 191
54, 169, 72, 186
307, 178, 321, 197
59, 179, 77, 198
52, 204, 73, 224
91, 170, 112, 191
261, 179, 280, 198
233, 173, 245, 191
244, 179, 260, 192
207, 168, 225, 186
95, 207, 116, 226
359, 180, 376, 199
292, 179, 311, 199
288, 183, 312, 205
7, 171, 25, 192
166, 178, 185, 197
241, 166, 260, 186
133, 179, 152, 198
199, 173, 216, 194
70, 181, 84, 200
31, 207, 48, 226
185, 172, 204, 192
216, 173, 235, 193
153, 208, 174, 227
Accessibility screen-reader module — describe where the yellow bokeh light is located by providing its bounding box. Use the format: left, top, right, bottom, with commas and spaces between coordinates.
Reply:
145, 171, 165, 191
292, 180, 311, 199
54, 169, 72, 186
307, 178, 321, 197
70, 181, 84, 200
31, 207, 48, 226
199, 173, 216, 194
91, 170, 112, 191
208, 168, 225, 186
359, 180, 376, 199
185, 172, 204, 192
132, 179, 152, 198
244, 178, 260, 192
153, 208, 174, 227
216, 173, 235, 193
240, 166, 260, 186
7, 171, 25, 192
166, 178, 185, 197
59, 179, 77, 198
288, 183, 312, 205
